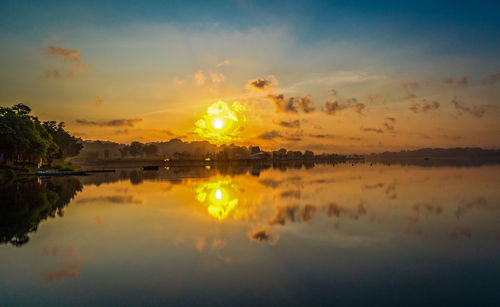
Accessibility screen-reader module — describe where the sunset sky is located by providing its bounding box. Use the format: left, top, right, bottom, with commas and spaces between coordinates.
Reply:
1, 0, 499, 153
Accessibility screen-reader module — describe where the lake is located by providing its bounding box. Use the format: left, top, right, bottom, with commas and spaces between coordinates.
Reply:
1, 163, 499, 306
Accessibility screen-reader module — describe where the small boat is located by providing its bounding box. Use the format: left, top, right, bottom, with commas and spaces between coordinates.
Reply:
143, 166, 159, 171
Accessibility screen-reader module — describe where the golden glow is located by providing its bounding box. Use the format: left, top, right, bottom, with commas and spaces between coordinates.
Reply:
215, 189, 222, 199
196, 178, 240, 221
213, 119, 224, 130
194, 100, 246, 144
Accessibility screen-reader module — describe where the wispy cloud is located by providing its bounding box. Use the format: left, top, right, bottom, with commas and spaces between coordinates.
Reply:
409, 100, 440, 113
277, 120, 300, 128
258, 130, 282, 140
443, 76, 468, 87
75, 118, 143, 127
361, 127, 383, 133
451, 97, 485, 118
482, 71, 500, 85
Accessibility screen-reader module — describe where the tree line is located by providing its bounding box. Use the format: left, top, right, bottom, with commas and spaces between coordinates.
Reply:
0, 104, 83, 166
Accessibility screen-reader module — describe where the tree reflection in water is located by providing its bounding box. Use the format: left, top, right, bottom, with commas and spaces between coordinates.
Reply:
0, 177, 82, 246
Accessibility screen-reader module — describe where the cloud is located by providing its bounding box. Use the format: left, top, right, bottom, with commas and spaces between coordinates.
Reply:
309, 134, 335, 138
455, 196, 493, 219
216, 59, 231, 67
258, 130, 282, 140
46, 45, 85, 78
361, 127, 384, 133
44, 69, 61, 79
298, 94, 315, 113
248, 78, 272, 90
76, 195, 143, 204
94, 96, 104, 107
443, 76, 468, 87
325, 202, 367, 219
269, 204, 300, 225
409, 100, 440, 113
362, 182, 384, 189
352, 101, 366, 114
323, 100, 346, 115
194, 70, 205, 85
383, 117, 396, 132
300, 204, 316, 224
210, 72, 226, 83
449, 228, 471, 240
248, 227, 279, 245
267, 94, 298, 113
451, 96, 485, 118
44, 247, 83, 282
75, 118, 143, 127
400, 82, 418, 100
277, 120, 300, 128
259, 178, 283, 188
280, 190, 301, 199
482, 71, 500, 85
47, 45, 83, 66
195, 238, 206, 252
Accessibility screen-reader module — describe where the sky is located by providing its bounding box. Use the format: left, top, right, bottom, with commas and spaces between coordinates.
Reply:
1, 0, 499, 153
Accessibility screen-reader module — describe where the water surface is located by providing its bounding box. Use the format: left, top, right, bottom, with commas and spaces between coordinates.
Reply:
1, 163, 499, 306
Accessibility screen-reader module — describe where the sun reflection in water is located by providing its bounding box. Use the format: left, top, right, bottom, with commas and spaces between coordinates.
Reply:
196, 178, 240, 221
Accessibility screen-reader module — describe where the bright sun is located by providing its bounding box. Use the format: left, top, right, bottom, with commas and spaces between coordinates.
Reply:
213, 119, 223, 130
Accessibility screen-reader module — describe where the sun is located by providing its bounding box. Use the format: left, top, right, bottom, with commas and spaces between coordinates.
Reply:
213, 119, 224, 130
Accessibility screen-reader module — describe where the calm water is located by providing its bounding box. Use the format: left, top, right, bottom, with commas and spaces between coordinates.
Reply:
1, 163, 499, 306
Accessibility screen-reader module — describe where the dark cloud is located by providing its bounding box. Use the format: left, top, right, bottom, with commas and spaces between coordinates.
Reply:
76, 118, 143, 127
325, 202, 366, 219
352, 101, 366, 114
385, 117, 396, 122
309, 134, 335, 139
409, 100, 440, 113
76, 195, 143, 204
281, 190, 301, 199
259, 178, 283, 188
361, 127, 384, 133
277, 120, 300, 128
269, 204, 300, 225
267, 94, 298, 113
258, 130, 282, 140
298, 94, 315, 113
248, 78, 272, 90
443, 76, 468, 87
248, 228, 279, 244
286, 137, 302, 142
323, 100, 346, 115
300, 204, 316, 224
451, 97, 485, 118
482, 71, 500, 85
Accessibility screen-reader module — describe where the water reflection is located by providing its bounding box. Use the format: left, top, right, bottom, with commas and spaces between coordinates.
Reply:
0, 178, 82, 246
196, 178, 240, 221
1, 163, 499, 305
